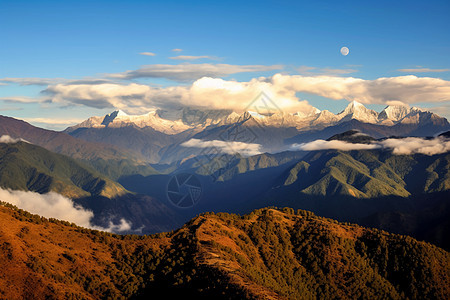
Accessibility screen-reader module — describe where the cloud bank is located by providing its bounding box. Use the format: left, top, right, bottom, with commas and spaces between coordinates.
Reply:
269, 74, 450, 105
43, 77, 316, 114
292, 140, 379, 151
107, 63, 283, 81
0, 77, 113, 86
291, 137, 450, 156
379, 137, 450, 155
39, 73, 450, 115
0, 188, 131, 233
397, 68, 449, 73
181, 138, 262, 156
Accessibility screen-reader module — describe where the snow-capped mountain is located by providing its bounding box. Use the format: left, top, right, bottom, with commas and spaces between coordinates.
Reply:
67, 101, 447, 135
64, 101, 449, 164
378, 104, 411, 123
336, 101, 379, 124
66, 109, 228, 135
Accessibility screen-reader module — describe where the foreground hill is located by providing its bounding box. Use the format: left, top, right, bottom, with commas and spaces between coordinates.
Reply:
0, 203, 448, 299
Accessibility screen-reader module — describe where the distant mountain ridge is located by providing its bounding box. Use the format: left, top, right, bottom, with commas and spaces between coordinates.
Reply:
64, 102, 449, 164
0, 115, 158, 179
66, 101, 448, 134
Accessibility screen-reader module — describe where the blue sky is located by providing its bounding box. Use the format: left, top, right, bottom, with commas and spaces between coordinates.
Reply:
1, 0, 449, 129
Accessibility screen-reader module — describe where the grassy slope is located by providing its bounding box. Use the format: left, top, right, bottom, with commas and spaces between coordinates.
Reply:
0, 203, 448, 300
0, 142, 126, 198
284, 150, 450, 198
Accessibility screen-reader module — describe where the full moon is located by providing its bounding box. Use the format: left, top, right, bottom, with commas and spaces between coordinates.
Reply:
340, 46, 349, 56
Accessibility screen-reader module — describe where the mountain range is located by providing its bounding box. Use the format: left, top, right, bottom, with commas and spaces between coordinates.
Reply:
63, 101, 450, 164
0, 102, 449, 248
0, 115, 157, 180
66, 101, 447, 133
0, 101, 450, 298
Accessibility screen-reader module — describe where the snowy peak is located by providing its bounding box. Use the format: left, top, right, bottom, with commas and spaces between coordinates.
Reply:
379, 105, 411, 122
377, 105, 448, 126
312, 110, 340, 126
337, 101, 379, 124
67, 110, 191, 134
101, 110, 128, 126
342, 100, 364, 111
66, 102, 448, 135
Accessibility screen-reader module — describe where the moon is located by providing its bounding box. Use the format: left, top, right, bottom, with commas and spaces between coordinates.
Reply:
340, 46, 349, 56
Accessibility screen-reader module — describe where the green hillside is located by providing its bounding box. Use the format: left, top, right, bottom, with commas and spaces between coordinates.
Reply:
0, 115, 158, 180
0, 142, 126, 198
181, 151, 305, 181
283, 150, 450, 198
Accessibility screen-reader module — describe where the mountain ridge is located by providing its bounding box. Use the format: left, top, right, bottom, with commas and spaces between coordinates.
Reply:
0, 115, 158, 179
62, 102, 449, 164
0, 203, 448, 299
0, 141, 126, 198
66, 101, 448, 134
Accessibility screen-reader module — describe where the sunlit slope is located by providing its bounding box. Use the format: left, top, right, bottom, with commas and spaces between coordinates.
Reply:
283, 149, 450, 198
0, 203, 448, 299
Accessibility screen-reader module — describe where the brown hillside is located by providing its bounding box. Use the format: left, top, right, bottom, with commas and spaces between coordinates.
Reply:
0, 203, 448, 299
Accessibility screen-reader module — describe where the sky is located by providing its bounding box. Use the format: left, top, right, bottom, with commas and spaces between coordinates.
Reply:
0, 0, 449, 130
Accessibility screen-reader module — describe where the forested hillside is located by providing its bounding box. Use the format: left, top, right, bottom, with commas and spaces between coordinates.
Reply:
0, 202, 448, 299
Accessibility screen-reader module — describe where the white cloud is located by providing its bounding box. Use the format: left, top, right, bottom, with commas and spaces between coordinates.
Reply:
291, 137, 450, 156
6, 71, 447, 117
43, 77, 316, 114
379, 137, 450, 155
140, 52, 156, 56
0, 188, 132, 233
398, 68, 449, 73
181, 138, 262, 156
0, 77, 65, 86
43, 73, 450, 114
108, 63, 283, 81
0, 77, 112, 86
270, 74, 450, 105
291, 140, 380, 151
102, 218, 132, 232
169, 55, 215, 60
172, 48, 183, 52
0, 135, 28, 144
0, 96, 43, 103
24, 117, 86, 126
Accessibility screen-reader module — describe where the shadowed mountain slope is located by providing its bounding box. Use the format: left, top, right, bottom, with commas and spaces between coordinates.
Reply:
0, 116, 158, 180
0, 142, 125, 198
